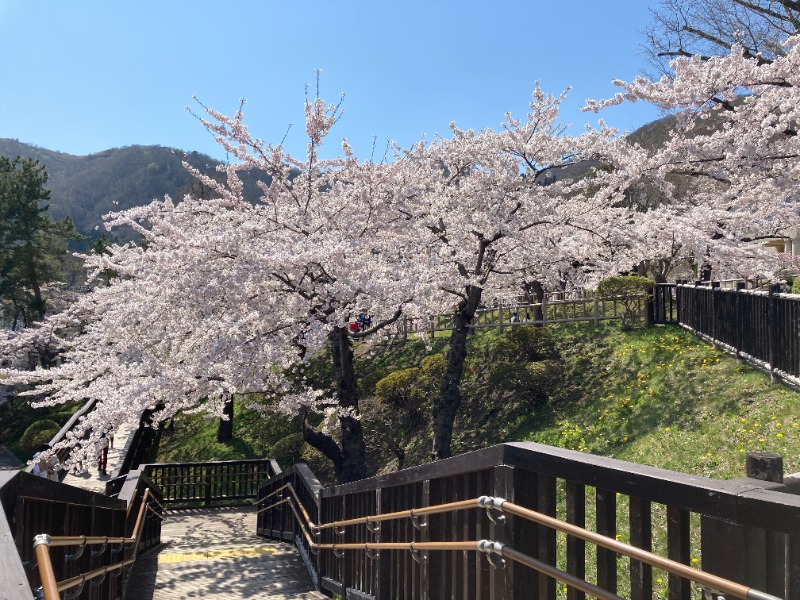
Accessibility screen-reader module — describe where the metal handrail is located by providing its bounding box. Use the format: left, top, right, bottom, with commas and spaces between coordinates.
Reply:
259, 484, 781, 600
33, 486, 163, 600
256, 482, 314, 526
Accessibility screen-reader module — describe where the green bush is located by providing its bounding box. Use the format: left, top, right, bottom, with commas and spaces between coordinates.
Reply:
484, 359, 560, 407
419, 353, 446, 378
493, 326, 558, 362
597, 275, 655, 329
270, 433, 305, 469
374, 368, 425, 412
417, 354, 445, 392
792, 277, 800, 294
357, 367, 393, 398
19, 419, 60, 452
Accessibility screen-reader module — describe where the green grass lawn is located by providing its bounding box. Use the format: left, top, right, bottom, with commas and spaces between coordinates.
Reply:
523, 323, 800, 479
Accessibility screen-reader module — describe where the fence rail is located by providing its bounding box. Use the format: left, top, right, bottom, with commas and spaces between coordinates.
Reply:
0, 470, 132, 600
2, 456, 278, 599
143, 458, 281, 506
256, 443, 800, 600
652, 283, 800, 384
394, 294, 647, 339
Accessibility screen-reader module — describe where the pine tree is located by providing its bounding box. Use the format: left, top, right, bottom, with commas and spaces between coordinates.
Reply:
0, 157, 77, 329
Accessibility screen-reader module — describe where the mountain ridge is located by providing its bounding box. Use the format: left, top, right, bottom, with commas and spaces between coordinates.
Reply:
0, 138, 264, 243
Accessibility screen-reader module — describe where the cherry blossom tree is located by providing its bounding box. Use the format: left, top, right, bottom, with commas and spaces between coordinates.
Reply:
394, 86, 645, 460
8, 34, 797, 481
1, 90, 415, 484
587, 31, 800, 282
645, 0, 800, 73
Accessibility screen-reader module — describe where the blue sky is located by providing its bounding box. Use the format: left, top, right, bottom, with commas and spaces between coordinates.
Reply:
0, 1, 663, 162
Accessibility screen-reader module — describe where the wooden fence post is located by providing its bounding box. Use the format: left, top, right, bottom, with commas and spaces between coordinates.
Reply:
747, 451, 783, 484
498, 299, 504, 332
735, 283, 745, 360
541, 295, 547, 326
594, 297, 599, 327
701, 452, 787, 599
768, 284, 779, 382
711, 282, 720, 349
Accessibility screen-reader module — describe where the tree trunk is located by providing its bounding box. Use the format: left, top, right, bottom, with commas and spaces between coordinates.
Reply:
525, 280, 545, 325
432, 286, 482, 460
330, 326, 367, 483
302, 326, 367, 484
25, 244, 46, 321
217, 397, 234, 442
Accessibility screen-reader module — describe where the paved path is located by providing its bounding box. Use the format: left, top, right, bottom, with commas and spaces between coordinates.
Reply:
127, 506, 323, 599
60, 417, 137, 492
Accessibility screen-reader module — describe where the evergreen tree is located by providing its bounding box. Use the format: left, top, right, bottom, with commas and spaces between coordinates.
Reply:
0, 157, 77, 329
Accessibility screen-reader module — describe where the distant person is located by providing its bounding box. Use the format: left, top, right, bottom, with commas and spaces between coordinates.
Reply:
31, 444, 60, 481
97, 434, 109, 476
357, 311, 372, 331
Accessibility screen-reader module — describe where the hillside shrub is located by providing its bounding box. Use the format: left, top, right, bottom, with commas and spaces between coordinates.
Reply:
270, 433, 305, 469
418, 354, 446, 389
19, 420, 60, 452
374, 368, 425, 412
493, 325, 558, 362
357, 366, 394, 398
484, 359, 560, 408
597, 275, 655, 329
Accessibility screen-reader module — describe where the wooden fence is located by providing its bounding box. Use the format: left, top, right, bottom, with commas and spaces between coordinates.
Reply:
256, 442, 800, 600
654, 283, 800, 383
0, 470, 134, 600
395, 293, 647, 338
142, 458, 281, 507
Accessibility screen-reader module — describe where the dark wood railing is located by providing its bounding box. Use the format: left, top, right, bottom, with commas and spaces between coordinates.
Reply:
143, 458, 281, 507
1, 456, 278, 598
652, 282, 800, 384
256, 442, 800, 600
256, 463, 323, 587
0, 469, 134, 600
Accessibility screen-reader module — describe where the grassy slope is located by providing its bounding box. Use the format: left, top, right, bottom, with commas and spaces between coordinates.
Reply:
153, 322, 800, 482
525, 323, 800, 479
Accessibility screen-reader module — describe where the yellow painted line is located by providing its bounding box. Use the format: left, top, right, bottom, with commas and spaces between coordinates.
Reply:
158, 546, 278, 564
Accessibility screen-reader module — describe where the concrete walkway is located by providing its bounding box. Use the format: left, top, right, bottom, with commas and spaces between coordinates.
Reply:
127, 506, 323, 599
54, 418, 322, 597
60, 417, 137, 492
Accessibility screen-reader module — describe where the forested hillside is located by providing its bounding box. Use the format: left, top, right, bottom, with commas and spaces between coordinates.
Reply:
0, 138, 269, 243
